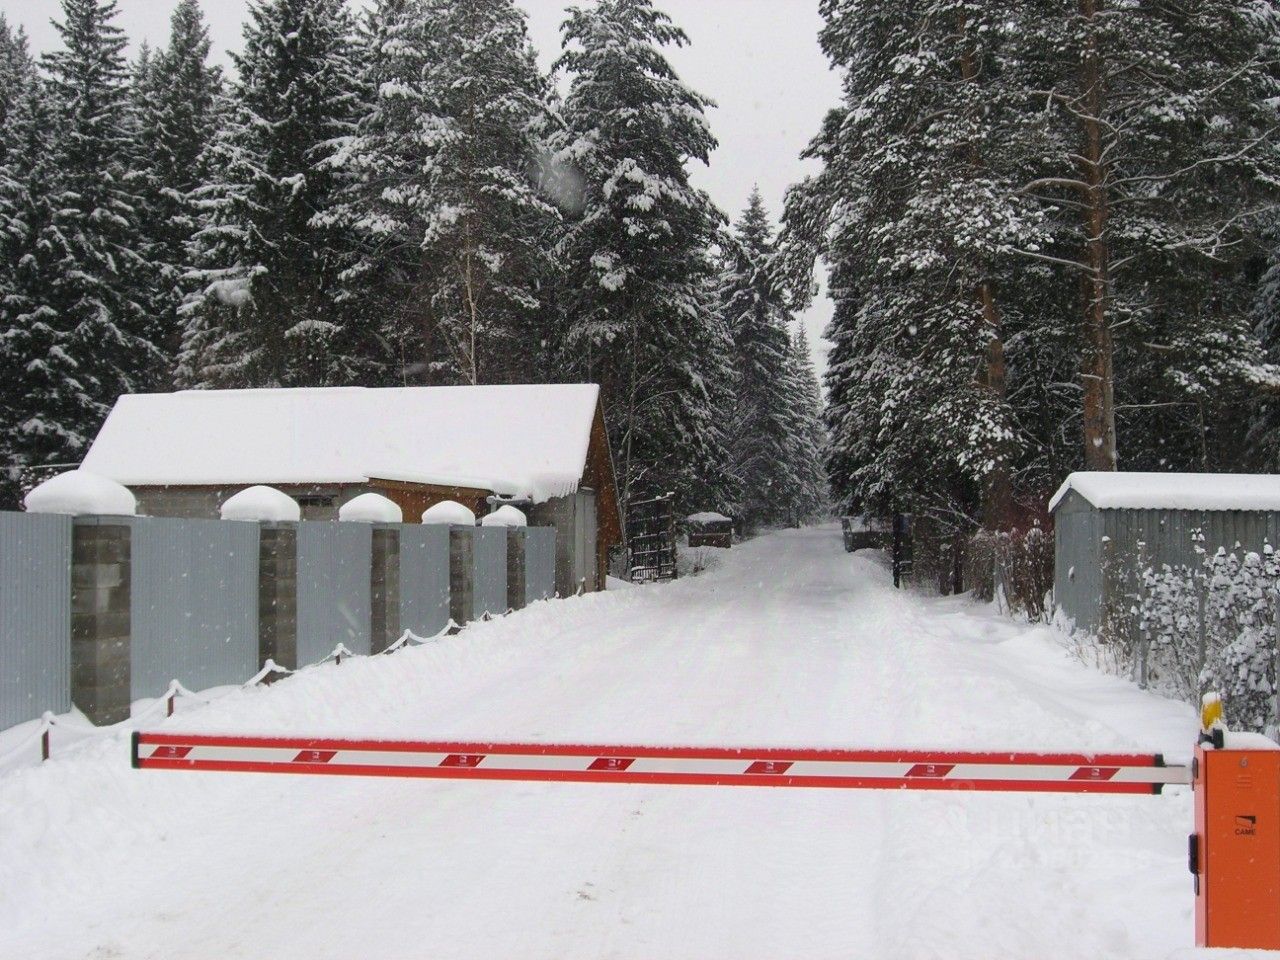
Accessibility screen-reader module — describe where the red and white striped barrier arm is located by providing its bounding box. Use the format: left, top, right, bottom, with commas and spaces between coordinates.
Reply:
132, 732, 1189, 795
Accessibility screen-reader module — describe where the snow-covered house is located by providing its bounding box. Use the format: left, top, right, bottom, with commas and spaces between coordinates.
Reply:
80, 384, 622, 594
1050, 472, 1280, 633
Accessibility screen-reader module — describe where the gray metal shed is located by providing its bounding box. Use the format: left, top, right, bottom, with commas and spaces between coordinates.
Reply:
1051, 472, 1280, 633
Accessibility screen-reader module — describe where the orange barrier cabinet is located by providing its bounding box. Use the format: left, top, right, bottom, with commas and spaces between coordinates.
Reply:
1193, 732, 1280, 950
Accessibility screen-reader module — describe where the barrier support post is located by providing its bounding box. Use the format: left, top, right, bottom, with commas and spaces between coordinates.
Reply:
1192, 694, 1280, 950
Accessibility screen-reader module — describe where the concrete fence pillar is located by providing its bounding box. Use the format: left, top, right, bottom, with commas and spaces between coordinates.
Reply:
371, 526, 401, 653
506, 528, 527, 613
258, 523, 297, 671
448, 527, 474, 628
70, 517, 132, 725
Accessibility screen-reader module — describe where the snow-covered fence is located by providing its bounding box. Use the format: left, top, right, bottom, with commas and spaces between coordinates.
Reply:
0, 508, 559, 734
0, 512, 73, 731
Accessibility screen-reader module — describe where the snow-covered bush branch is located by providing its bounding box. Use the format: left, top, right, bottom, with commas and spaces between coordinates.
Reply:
1101, 535, 1278, 733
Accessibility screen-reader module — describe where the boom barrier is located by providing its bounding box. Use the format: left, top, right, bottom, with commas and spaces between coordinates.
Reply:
132, 732, 1187, 795
132, 696, 1280, 952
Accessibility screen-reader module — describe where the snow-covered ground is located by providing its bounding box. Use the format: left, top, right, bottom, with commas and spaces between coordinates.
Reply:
0, 525, 1237, 959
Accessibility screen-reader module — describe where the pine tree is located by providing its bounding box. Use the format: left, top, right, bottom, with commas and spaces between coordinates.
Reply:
780, 1, 1043, 532
180, 0, 372, 388
1014, 1, 1280, 470
132, 0, 222, 373
321, 0, 559, 385
6, 0, 160, 469
782, 0, 1278, 553
554, 0, 732, 518
720, 188, 798, 531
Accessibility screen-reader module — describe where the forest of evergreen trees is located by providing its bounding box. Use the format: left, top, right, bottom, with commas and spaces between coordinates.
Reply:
9, 0, 1280, 559
0, 0, 828, 531
780, 0, 1280, 554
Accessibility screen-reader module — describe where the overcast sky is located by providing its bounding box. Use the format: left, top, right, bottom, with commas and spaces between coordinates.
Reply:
1, 0, 839, 370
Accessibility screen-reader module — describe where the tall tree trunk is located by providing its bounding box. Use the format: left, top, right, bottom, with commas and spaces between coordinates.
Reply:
980, 279, 1012, 528
958, 15, 1013, 528
1079, 0, 1117, 470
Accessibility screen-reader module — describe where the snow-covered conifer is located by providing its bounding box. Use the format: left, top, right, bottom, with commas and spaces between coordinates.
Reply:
720, 189, 800, 531
6, 0, 160, 468
784, 325, 830, 524
132, 0, 222, 370
554, 0, 730, 517
180, 0, 372, 388
321, 0, 559, 385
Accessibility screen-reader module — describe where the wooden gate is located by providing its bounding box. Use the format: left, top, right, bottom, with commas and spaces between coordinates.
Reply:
627, 493, 677, 583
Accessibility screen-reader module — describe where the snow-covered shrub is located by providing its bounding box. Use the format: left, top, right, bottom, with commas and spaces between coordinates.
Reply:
967, 525, 1054, 621
1102, 534, 1278, 733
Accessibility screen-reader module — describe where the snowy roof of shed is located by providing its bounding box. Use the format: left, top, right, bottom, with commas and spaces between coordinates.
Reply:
81, 385, 602, 505
1049, 471, 1280, 514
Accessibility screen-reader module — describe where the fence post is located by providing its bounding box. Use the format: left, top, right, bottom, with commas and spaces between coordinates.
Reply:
370, 525, 401, 653
448, 526, 474, 629
506, 527, 527, 613
257, 522, 298, 672
70, 516, 132, 725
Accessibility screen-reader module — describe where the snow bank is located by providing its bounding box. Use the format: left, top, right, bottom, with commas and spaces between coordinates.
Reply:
421, 500, 476, 526
687, 511, 730, 525
220, 485, 300, 522
23, 470, 136, 516
0, 526, 1204, 960
338, 493, 402, 524
1050, 471, 1280, 513
481, 505, 527, 527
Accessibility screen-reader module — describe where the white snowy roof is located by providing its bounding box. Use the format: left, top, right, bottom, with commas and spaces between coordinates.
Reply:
1049, 472, 1280, 513
687, 511, 730, 525
82, 385, 601, 505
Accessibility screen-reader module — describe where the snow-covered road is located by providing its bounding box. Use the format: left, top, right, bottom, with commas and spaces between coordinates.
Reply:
1, 526, 1213, 959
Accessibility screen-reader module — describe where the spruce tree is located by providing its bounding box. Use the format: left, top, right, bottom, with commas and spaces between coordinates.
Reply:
785, 325, 830, 524
181, 0, 371, 388
554, 0, 731, 517
0, 28, 52, 502
133, 0, 222, 372
11, 0, 159, 467
720, 188, 798, 531
0, 15, 33, 152
321, 0, 559, 385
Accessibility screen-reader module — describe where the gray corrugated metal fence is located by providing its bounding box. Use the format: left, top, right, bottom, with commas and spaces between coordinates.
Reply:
474, 528, 508, 618
0, 513, 72, 729
1, 510, 565, 732
1053, 494, 1105, 632
297, 522, 372, 663
399, 524, 451, 636
130, 517, 259, 699
525, 527, 556, 603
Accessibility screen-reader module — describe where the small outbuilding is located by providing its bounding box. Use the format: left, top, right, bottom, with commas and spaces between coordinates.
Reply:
1050, 472, 1280, 633
686, 512, 733, 548
79, 384, 622, 595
